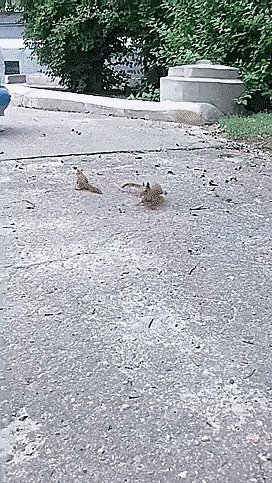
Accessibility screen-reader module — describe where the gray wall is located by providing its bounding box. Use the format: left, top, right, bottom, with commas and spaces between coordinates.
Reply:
0, 13, 24, 39
0, 12, 44, 75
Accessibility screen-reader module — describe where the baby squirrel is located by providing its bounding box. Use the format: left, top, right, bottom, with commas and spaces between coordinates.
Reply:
75, 169, 102, 194
122, 182, 165, 209
140, 182, 165, 209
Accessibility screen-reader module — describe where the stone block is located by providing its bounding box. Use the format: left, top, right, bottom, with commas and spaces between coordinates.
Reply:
160, 60, 245, 115
26, 73, 61, 87
5, 74, 26, 84
168, 62, 240, 80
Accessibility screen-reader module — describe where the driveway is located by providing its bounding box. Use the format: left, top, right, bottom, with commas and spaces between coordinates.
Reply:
1, 106, 271, 482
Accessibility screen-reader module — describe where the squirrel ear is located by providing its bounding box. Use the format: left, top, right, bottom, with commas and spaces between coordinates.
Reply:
146, 182, 151, 190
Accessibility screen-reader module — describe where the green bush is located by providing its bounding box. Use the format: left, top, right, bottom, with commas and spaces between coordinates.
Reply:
23, 0, 144, 93
147, 0, 272, 110
127, 84, 160, 101
23, 0, 168, 94
22, 0, 272, 107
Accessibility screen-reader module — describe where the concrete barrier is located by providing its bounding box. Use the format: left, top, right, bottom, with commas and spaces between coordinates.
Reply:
7, 84, 223, 125
5, 74, 26, 84
26, 73, 62, 88
160, 60, 245, 115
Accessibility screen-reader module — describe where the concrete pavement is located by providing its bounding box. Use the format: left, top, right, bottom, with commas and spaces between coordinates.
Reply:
0, 105, 225, 161
1, 106, 272, 482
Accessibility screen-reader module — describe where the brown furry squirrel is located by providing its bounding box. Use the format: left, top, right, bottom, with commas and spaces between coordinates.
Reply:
122, 182, 165, 209
75, 169, 102, 194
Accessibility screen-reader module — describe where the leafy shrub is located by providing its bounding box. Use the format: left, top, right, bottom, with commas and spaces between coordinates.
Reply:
147, 0, 272, 110
23, 0, 167, 94
23, 0, 272, 108
23, 0, 144, 93
127, 84, 160, 101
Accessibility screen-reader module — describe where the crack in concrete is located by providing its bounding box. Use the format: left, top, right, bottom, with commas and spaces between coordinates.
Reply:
0, 143, 235, 163
4, 251, 99, 271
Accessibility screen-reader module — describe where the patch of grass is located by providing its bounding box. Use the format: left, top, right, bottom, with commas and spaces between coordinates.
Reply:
219, 113, 272, 139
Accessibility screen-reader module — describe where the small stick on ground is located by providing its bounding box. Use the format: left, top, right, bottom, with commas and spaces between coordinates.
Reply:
189, 206, 208, 211
243, 368, 256, 379
189, 265, 197, 275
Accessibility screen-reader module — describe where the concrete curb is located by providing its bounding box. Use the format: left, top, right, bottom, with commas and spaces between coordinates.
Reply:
6, 84, 223, 125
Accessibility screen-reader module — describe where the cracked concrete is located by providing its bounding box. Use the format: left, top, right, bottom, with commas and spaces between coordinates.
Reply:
0, 105, 227, 162
0, 106, 272, 483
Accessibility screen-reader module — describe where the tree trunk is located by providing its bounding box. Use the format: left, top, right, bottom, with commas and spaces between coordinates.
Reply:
84, 61, 104, 94
71, 57, 104, 94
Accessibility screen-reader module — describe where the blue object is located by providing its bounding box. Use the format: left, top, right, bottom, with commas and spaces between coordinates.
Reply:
0, 85, 11, 116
